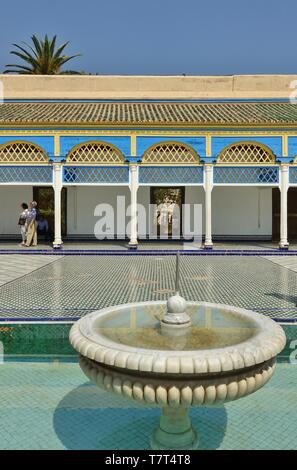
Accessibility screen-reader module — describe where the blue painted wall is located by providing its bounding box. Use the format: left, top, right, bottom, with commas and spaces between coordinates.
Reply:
0, 136, 54, 156
211, 136, 282, 158
136, 136, 206, 158
287, 136, 297, 160
60, 136, 131, 158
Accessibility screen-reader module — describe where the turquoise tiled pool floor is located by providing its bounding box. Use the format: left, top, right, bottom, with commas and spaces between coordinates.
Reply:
1, 255, 297, 320
0, 360, 296, 450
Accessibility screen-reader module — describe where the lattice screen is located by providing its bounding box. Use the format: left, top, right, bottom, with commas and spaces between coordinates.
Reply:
214, 166, 279, 184
0, 166, 52, 183
142, 142, 200, 164
0, 142, 48, 163
217, 143, 275, 164
63, 166, 129, 184
289, 167, 297, 184
67, 142, 125, 164
139, 166, 203, 184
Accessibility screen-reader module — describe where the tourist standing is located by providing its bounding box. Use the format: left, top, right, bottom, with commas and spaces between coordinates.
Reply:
37, 215, 50, 242
25, 201, 38, 247
18, 202, 28, 246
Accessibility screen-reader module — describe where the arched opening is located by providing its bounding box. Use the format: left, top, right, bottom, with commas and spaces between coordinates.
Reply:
217, 142, 276, 164
0, 141, 48, 163
142, 141, 200, 164
66, 141, 125, 164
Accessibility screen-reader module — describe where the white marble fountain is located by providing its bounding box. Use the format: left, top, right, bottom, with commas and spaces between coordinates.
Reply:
69, 254, 286, 450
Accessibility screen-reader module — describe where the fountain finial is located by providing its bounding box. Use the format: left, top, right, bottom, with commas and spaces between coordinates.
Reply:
161, 253, 191, 332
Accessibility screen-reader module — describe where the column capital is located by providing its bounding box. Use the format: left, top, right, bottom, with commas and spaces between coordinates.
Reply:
280, 163, 289, 171
129, 163, 139, 170
204, 164, 214, 170
203, 164, 213, 192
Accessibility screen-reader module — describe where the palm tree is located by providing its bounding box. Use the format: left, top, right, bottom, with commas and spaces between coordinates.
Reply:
4, 34, 81, 74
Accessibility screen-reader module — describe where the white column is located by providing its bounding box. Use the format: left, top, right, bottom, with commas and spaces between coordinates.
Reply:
53, 163, 63, 248
279, 164, 289, 249
204, 165, 213, 249
128, 164, 139, 248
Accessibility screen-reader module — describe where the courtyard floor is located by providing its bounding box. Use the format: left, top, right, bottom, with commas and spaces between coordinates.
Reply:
0, 253, 297, 321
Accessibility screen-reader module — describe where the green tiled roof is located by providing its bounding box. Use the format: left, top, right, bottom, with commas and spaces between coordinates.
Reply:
1, 101, 297, 126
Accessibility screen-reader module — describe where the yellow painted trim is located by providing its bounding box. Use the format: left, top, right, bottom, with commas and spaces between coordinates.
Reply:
54, 134, 60, 156
1, 121, 297, 130
282, 135, 288, 157
130, 133, 136, 156
206, 135, 212, 157
0, 129, 292, 137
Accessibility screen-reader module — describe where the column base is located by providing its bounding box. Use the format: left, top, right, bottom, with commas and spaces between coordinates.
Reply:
150, 407, 198, 450
279, 242, 289, 251
128, 241, 138, 251
203, 242, 213, 250
53, 241, 63, 250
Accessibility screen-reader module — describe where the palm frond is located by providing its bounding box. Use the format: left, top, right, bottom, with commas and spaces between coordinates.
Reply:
4, 34, 82, 74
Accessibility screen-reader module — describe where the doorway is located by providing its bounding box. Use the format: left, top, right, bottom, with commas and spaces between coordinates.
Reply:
33, 187, 67, 237
272, 187, 297, 241
150, 187, 184, 239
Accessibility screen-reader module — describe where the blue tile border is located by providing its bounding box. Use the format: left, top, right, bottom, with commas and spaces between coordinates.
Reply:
0, 249, 296, 256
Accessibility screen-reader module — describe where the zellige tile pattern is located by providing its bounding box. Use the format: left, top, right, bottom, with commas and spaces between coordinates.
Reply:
0, 255, 296, 319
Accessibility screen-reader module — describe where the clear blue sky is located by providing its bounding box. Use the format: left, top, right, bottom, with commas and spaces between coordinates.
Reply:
0, 0, 296, 75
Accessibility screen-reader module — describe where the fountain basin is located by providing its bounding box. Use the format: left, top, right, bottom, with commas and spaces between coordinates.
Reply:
69, 301, 286, 449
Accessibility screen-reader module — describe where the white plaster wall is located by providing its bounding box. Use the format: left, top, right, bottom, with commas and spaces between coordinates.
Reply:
0, 186, 32, 235
66, 186, 205, 238
67, 186, 130, 236
212, 187, 272, 237
0, 185, 272, 239
0, 185, 273, 239
66, 186, 271, 239
185, 187, 205, 238
137, 186, 150, 237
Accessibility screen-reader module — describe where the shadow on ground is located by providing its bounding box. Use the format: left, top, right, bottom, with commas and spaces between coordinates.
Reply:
53, 382, 227, 450
265, 292, 297, 305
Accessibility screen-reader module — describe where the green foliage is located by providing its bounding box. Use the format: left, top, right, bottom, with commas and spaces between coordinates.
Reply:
4, 34, 81, 74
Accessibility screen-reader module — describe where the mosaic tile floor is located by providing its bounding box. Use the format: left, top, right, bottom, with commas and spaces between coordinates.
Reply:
0, 254, 62, 287
263, 255, 297, 273
0, 255, 297, 320
0, 360, 295, 450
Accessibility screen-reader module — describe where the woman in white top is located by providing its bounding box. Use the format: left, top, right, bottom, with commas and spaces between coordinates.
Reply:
18, 202, 28, 246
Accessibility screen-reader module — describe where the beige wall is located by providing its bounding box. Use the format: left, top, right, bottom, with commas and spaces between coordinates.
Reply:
1, 74, 296, 100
